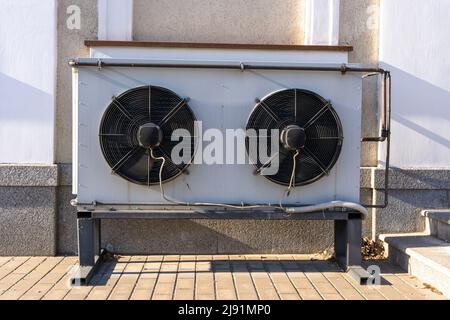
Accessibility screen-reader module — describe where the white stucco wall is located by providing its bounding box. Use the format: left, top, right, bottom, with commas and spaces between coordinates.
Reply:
98, 0, 133, 41
304, 0, 340, 45
379, 0, 450, 168
0, 0, 56, 163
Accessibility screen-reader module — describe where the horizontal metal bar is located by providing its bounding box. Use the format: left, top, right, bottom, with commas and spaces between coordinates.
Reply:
69, 59, 388, 74
75, 201, 360, 212
88, 210, 354, 221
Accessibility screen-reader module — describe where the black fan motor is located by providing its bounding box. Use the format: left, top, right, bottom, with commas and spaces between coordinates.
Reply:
246, 89, 343, 186
99, 85, 196, 185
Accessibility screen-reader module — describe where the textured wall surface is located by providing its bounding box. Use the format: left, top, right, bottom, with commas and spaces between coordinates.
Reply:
340, 0, 379, 64
56, 0, 98, 163
340, 0, 380, 167
361, 168, 450, 236
134, 0, 305, 44
0, 187, 56, 256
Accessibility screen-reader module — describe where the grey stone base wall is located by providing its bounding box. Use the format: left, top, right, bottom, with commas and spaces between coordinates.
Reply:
361, 168, 450, 236
1, 164, 449, 256
0, 165, 58, 256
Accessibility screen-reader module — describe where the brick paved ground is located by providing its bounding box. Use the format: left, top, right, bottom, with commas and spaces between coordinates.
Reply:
0, 255, 446, 300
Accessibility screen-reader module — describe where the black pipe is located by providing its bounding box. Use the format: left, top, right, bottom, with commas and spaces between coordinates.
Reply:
363, 72, 391, 209
69, 59, 387, 74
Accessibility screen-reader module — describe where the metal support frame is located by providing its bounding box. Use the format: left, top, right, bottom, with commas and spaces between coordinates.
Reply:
334, 214, 369, 284
70, 213, 104, 286
72, 208, 369, 286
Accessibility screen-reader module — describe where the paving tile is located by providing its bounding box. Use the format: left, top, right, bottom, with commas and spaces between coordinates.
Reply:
297, 288, 323, 300
153, 268, 176, 297
174, 288, 194, 300
86, 256, 131, 300
12, 258, 65, 300
322, 293, 344, 300
130, 289, 152, 300
0, 255, 446, 301
0, 257, 13, 268
341, 273, 386, 300
108, 256, 144, 300
0, 257, 47, 293
232, 271, 258, 300
42, 289, 69, 300
0, 257, 30, 280
63, 286, 93, 300
318, 274, 364, 300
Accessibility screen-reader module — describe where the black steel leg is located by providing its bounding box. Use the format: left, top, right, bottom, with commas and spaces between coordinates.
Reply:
71, 212, 103, 286
78, 216, 101, 266
334, 216, 369, 284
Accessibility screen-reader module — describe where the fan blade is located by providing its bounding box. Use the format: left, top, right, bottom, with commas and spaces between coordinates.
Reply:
111, 97, 133, 120
294, 89, 299, 123
303, 146, 330, 175
148, 85, 152, 122
303, 102, 331, 129
99, 133, 133, 146
158, 98, 188, 128
308, 137, 343, 141
256, 99, 281, 122
111, 146, 142, 173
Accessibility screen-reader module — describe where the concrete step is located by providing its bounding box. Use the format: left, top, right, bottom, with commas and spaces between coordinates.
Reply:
380, 232, 450, 298
422, 210, 450, 243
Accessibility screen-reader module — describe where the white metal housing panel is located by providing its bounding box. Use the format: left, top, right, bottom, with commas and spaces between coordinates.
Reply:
74, 59, 362, 205
72, 68, 79, 194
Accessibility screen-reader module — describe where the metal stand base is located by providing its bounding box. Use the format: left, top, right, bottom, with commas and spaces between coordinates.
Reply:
334, 214, 370, 285
347, 266, 370, 285
70, 212, 104, 286
70, 249, 107, 286
72, 208, 369, 286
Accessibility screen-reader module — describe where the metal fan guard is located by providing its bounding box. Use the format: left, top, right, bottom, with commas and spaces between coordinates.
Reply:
99, 85, 196, 185
246, 88, 343, 186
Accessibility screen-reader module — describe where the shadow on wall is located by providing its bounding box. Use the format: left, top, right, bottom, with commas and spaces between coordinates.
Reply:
0, 73, 54, 163
380, 63, 450, 168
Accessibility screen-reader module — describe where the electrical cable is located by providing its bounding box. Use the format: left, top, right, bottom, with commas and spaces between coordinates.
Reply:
279, 150, 300, 211
149, 148, 280, 210
149, 148, 368, 218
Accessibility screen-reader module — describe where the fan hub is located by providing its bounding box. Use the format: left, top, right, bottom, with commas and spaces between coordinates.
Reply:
137, 123, 163, 148
280, 125, 306, 150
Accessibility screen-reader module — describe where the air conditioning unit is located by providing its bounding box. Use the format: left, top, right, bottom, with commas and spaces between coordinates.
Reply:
70, 44, 392, 285
72, 61, 362, 208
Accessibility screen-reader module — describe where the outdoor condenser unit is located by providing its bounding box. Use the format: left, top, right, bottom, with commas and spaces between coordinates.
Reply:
70, 44, 391, 285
